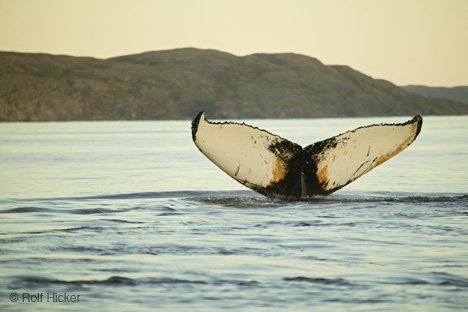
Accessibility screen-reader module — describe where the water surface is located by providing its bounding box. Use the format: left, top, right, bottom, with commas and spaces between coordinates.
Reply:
1, 116, 467, 311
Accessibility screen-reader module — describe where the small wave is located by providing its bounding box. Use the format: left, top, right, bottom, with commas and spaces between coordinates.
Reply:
324, 298, 388, 304
302, 193, 468, 204
198, 193, 290, 209
100, 219, 144, 224
9, 276, 205, 288
24, 226, 108, 235
6, 190, 254, 205
0, 207, 56, 214
431, 272, 468, 288
78, 191, 207, 201
157, 212, 182, 216
20, 191, 217, 202
9, 275, 259, 289
381, 277, 429, 285
0, 206, 138, 216
195, 192, 468, 207
68, 207, 135, 215
380, 272, 468, 288
382, 194, 468, 204
283, 276, 354, 286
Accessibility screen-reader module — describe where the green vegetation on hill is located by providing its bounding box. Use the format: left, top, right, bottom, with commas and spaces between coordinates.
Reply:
1, 48, 467, 121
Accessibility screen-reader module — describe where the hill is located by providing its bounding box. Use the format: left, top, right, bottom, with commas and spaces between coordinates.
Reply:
1, 48, 467, 121
403, 85, 468, 104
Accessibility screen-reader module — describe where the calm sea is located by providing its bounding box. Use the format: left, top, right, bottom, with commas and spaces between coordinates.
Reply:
1, 116, 467, 311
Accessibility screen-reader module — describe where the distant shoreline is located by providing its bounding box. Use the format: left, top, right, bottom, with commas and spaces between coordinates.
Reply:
1, 48, 467, 122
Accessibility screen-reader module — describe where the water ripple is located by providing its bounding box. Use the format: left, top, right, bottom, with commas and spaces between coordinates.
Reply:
8, 275, 261, 289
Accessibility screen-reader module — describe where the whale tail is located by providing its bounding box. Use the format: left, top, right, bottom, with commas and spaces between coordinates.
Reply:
192, 112, 423, 199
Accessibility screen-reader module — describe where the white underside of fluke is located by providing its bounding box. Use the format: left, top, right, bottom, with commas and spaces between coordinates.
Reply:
312, 120, 421, 192
192, 112, 422, 198
193, 114, 287, 187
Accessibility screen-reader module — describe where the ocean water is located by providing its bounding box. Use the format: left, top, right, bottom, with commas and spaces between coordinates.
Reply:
0, 116, 467, 311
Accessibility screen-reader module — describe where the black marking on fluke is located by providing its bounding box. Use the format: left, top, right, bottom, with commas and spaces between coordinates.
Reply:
191, 111, 204, 142
191, 111, 423, 199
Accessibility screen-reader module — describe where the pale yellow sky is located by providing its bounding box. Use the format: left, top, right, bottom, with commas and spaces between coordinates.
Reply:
1, 0, 467, 86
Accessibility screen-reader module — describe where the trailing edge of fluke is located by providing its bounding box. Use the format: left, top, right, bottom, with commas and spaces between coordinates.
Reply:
191, 112, 423, 199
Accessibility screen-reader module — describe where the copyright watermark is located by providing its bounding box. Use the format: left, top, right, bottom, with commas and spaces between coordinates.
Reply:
9, 292, 81, 303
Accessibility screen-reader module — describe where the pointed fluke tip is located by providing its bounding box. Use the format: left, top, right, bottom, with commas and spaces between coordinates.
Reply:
191, 111, 205, 142
411, 115, 423, 139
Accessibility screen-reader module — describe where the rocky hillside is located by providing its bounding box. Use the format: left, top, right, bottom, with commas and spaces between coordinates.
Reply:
403, 85, 468, 104
1, 48, 467, 121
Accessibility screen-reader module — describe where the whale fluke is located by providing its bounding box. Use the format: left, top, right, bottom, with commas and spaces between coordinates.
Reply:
192, 112, 422, 199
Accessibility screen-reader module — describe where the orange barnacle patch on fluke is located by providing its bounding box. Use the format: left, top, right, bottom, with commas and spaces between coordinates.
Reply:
271, 157, 286, 184
316, 164, 329, 186
192, 112, 423, 199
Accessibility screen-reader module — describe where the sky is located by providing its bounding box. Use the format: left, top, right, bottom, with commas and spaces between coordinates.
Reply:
1, 0, 467, 86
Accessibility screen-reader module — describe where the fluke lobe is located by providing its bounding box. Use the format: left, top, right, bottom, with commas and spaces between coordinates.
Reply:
192, 112, 422, 199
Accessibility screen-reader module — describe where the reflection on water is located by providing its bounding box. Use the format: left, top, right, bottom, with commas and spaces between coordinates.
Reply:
0, 116, 467, 311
